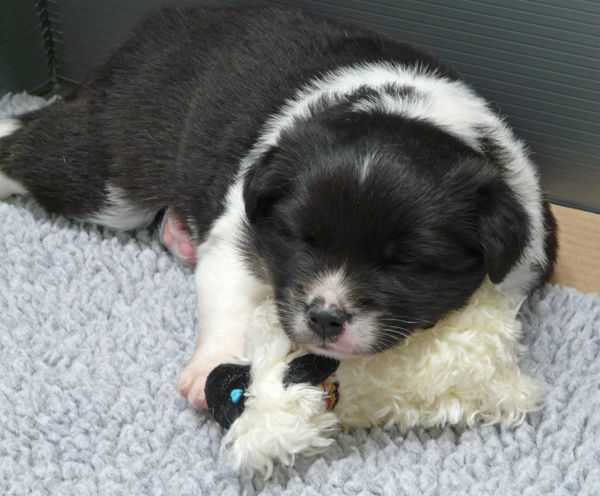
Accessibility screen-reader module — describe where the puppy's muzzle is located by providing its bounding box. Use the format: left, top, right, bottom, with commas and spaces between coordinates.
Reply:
307, 303, 349, 339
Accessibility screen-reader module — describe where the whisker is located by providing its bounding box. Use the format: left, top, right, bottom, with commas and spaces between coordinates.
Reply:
377, 326, 415, 346
380, 334, 413, 350
274, 301, 297, 310
378, 325, 413, 335
372, 334, 410, 354
381, 316, 433, 326
378, 335, 413, 348
274, 305, 295, 314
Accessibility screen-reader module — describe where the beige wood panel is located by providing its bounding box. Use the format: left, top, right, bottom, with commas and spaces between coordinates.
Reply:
550, 204, 600, 295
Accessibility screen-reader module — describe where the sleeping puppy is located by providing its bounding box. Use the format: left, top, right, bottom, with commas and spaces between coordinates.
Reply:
0, 6, 557, 408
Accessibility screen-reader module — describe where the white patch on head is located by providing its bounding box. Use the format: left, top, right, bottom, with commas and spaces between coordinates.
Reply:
359, 153, 375, 184
85, 184, 158, 230
306, 269, 349, 308
239, 63, 491, 169
321, 289, 340, 308
349, 71, 492, 152
0, 118, 20, 138
0, 172, 28, 199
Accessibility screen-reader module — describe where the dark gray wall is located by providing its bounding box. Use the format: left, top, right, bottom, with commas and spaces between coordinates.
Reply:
50, 0, 242, 84
269, 0, 600, 213
5, 0, 600, 212
0, 1, 52, 94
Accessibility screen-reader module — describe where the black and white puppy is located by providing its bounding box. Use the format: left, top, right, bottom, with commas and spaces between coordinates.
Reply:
0, 6, 557, 407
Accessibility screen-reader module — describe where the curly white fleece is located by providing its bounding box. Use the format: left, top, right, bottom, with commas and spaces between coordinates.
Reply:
333, 279, 543, 430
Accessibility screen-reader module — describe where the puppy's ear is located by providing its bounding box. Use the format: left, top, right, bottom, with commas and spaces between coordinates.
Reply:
243, 147, 292, 224
478, 178, 529, 284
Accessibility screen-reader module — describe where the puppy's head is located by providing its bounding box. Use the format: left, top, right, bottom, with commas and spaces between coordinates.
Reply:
243, 111, 528, 359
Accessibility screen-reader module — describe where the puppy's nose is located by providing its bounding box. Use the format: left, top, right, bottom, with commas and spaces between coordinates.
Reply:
307, 303, 348, 339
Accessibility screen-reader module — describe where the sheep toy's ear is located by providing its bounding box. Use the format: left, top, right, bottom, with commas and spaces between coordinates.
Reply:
283, 355, 340, 387
205, 363, 251, 429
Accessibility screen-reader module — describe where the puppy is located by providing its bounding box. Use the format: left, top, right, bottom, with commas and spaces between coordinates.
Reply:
0, 6, 557, 408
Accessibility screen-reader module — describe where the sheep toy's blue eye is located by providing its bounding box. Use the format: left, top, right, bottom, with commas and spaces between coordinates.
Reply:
206, 363, 251, 430
230, 389, 244, 404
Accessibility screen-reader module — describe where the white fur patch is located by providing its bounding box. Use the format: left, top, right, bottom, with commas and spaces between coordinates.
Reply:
194, 181, 272, 345
0, 118, 20, 138
179, 180, 273, 406
0, 172, 27, 200
0, 119, 27, 199
306, 269, 349, 307
240, 63, 491, 166
85, 184, 157, 230
359, 153, 375, 184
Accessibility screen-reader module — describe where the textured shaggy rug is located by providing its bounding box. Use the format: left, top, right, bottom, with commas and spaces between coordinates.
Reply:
1, 93, 600, 495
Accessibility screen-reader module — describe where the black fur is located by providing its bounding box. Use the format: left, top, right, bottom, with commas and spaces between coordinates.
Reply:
1, 5, 458, 238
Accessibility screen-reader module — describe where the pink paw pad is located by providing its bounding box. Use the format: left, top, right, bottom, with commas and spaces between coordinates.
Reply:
160, 210, 197, 265
177, 369, 209, 410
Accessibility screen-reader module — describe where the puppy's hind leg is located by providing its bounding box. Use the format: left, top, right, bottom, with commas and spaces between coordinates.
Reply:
0, 102, 158, 230
160, 208, 197, 265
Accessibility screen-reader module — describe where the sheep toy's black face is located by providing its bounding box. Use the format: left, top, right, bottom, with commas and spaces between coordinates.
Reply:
205, 356, 339, 429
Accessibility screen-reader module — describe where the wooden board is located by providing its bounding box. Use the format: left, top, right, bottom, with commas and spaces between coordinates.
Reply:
550, 204, 600, 295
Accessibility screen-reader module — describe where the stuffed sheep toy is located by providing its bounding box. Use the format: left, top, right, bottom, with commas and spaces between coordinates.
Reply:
205, 278, 542, 477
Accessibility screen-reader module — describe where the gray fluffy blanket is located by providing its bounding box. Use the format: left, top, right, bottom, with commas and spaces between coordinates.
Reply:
1, 93, 600, 495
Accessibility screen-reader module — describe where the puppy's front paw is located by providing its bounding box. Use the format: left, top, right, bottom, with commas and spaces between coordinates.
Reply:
177, 362, 211, 409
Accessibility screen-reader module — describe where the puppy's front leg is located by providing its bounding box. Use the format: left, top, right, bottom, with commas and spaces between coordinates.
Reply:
177, 210, 271, 408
